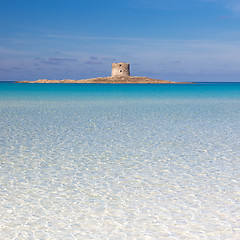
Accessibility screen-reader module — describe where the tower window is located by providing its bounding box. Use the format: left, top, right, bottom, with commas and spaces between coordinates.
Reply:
119, 64, 122, 67
120, 70, 122, 72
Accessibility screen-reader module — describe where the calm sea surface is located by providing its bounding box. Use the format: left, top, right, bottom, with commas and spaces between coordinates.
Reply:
1, 83, 240, 239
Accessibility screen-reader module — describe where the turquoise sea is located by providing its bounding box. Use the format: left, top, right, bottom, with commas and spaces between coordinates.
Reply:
1, 82, 240, 239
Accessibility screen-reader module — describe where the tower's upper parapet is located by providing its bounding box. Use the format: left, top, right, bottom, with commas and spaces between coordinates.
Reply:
111, 63, 130, 77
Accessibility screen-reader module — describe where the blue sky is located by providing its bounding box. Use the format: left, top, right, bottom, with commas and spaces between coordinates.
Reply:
1, 0, 240, 82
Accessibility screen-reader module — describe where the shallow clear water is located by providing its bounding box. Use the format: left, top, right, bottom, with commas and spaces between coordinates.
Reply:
1, 83, 240, 239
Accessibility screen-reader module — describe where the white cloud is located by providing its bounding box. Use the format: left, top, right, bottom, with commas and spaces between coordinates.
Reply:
0, 47, 30, 56
130, 0, 188, 10
45, 34, 158, 42
134, 0, 240, 13
227, 3, 240, 13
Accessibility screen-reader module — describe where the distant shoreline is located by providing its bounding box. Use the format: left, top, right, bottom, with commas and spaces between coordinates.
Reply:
16, 76, 192, 84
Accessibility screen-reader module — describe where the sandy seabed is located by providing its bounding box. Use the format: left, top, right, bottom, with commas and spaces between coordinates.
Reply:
1, 85, 240, 239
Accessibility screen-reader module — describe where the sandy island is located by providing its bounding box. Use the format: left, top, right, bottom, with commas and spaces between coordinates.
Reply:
16, 62, 193, 84
16, 76, 191, 84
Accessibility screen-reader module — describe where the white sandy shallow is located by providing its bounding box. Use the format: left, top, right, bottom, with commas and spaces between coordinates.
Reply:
1, 96, 240, 239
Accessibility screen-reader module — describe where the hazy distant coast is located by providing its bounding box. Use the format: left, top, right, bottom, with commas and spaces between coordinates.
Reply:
16, 76, 191, 84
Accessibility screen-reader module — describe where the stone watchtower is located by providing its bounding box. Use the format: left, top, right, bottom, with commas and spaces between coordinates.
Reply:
111, 62, 130, 77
